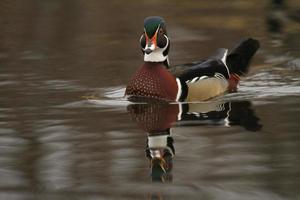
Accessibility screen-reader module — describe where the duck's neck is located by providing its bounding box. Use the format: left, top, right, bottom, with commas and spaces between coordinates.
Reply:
144, 51, 169, 68
144, 58, 169, 69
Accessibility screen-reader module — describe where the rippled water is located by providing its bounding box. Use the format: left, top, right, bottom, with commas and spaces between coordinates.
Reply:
1, 0, 300, 199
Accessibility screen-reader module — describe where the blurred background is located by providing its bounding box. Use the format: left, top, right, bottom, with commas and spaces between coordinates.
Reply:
0, 0, 300, 199
1, 0, 300, 86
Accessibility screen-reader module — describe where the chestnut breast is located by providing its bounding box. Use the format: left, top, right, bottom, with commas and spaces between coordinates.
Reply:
125, 62, 178, 101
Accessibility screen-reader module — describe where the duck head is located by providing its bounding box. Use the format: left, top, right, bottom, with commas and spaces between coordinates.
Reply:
140, 16, 170, 66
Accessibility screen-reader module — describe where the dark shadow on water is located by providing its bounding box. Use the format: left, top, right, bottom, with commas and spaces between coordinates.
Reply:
127, 98, 262, 183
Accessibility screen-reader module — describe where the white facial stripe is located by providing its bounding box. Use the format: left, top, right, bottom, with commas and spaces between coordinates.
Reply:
140, 35, 145, 48
154, 25, 161, 36
140, 34, 143, 42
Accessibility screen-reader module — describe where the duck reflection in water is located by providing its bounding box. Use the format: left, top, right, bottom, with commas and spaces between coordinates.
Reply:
127, 98, 262, 182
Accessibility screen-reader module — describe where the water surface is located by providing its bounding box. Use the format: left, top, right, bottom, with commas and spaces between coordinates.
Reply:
0, 0, 300, 199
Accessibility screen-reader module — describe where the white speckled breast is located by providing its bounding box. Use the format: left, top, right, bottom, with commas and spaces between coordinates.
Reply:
125, 63, 178, 101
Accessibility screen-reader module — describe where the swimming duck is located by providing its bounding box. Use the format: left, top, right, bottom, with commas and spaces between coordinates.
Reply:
125, 16, 260, 101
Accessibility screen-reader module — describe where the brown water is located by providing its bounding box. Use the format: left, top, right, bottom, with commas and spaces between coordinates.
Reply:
1, 0, 300, 199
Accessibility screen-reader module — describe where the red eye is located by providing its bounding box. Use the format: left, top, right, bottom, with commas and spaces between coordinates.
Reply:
159, 29, 163, 34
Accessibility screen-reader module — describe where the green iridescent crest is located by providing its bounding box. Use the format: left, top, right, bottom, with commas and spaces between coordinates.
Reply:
144, 16, 166, 38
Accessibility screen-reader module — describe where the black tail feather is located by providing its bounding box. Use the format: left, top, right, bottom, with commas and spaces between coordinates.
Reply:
226, 38, 260, 76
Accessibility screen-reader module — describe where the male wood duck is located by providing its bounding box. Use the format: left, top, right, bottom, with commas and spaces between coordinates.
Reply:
125, 16, 260, 101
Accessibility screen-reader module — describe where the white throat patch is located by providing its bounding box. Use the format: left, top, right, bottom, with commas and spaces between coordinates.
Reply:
144, 35, 169, 62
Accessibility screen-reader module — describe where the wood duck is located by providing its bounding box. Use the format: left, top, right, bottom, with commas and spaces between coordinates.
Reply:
125, 16, 260, 101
